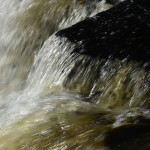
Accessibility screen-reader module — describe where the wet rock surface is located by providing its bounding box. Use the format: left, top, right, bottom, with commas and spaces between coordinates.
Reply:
57, 0, 150, 70
1, 0, 150, 149
105, 124, 150, 150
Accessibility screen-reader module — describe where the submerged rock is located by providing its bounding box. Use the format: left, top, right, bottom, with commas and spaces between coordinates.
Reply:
105, 124, 150, 150
53, 0, 150, 109
57, 0, 150, 70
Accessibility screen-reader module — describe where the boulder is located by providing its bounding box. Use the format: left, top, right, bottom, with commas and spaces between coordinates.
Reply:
57, 0, 150, 70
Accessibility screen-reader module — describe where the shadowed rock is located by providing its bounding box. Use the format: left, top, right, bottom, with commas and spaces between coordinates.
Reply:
57, 0, 150, 70
105, 124, 150, 150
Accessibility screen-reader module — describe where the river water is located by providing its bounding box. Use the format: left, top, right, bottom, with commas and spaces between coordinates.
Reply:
0, 0, 150, 149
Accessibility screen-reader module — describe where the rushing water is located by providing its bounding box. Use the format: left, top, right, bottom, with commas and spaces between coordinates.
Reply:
0, 0, 150, 149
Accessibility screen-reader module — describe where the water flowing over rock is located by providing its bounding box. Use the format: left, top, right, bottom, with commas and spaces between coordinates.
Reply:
0, 0, 150, 149
57, 0, 150, 69
0, 0, 112, 96
56, 0, 150, 108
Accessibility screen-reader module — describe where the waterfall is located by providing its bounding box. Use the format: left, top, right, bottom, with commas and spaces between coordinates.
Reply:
0, 0, 150, 149
0, 0, 112, 97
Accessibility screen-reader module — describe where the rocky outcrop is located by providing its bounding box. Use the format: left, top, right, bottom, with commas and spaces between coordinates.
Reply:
57, 0, 150, 70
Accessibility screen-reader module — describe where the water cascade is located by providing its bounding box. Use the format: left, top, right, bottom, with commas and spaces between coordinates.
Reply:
0, 0, 150, 149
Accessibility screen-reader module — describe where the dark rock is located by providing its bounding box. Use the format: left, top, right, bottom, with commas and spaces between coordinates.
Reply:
106, 0, 120, 5
56, 0, 150, 70
105, 124, 150, 150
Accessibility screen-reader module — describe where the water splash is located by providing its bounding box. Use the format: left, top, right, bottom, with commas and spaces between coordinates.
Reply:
0, 0, 150, 149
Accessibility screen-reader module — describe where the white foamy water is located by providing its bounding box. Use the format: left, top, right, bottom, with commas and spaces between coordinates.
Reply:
0, 0, 115, 141
1, 0, 150, 149
0, 0, 112, 97
0, 0, 113, 126
0, 35, 75, 127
